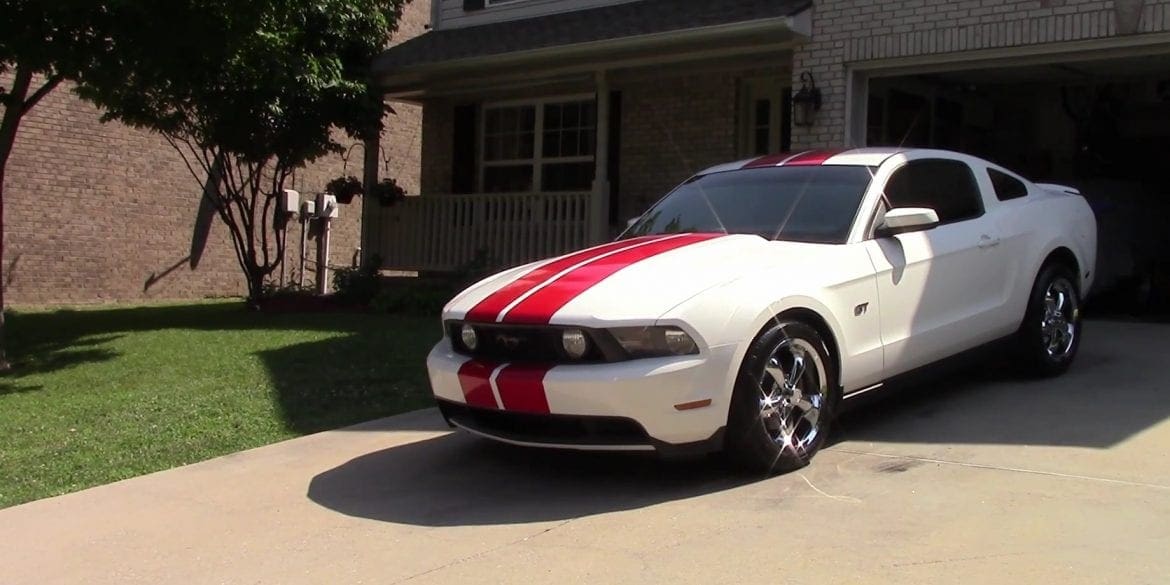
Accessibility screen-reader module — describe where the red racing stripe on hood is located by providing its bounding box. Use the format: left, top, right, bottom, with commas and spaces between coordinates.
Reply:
500, 233, 725, 325
495, 364, 555, 414
457, 360, 500, 409
464, 235, 665, 323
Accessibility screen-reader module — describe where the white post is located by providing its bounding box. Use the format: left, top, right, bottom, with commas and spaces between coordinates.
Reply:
591, 70, 611, 243
316, 218, 332, 295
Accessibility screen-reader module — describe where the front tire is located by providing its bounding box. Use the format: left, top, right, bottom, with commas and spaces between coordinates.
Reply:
726, 320, 839, 474
1018, 263, 1083, 377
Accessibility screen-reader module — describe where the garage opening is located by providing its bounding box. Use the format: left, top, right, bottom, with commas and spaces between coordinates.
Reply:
865, 53, 1170, 318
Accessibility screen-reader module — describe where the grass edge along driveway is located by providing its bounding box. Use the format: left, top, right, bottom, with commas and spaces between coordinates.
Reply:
0, 300, 440, 509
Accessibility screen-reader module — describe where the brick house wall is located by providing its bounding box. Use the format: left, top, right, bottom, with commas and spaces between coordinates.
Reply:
418, 66, 787, 225
791, 0, 1170, 150
617, 72, 740, 221
1, 0, 428, 305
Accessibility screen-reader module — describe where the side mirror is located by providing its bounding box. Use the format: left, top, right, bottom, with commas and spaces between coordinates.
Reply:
875, 207, 939, 238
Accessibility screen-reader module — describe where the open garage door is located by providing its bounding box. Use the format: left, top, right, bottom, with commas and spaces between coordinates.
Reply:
865, 53, 1170, 318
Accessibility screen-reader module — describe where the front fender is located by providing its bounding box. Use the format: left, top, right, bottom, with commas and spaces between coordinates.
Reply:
658, 268, 876, 402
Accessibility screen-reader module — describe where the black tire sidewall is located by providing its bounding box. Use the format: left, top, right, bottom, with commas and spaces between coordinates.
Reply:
1020, 264, 1083, 377
726, 320, 839, 474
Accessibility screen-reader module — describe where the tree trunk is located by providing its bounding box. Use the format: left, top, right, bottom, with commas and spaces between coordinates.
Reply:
0, 162, 9, 371
246, 266, 265, 310
0, 69, 36, 372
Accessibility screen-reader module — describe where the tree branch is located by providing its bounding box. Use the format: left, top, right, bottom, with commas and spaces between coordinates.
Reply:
21, 74, 65, 116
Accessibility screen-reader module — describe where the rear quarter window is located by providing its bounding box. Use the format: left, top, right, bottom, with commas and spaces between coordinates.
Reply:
988, 168, 1028, 201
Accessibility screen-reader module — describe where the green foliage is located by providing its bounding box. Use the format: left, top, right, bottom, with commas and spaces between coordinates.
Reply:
74, 0, 407, 164
0, 1, 107, 98
372, 177, 407, 206
369, 284, 456, 316
0, 301, 438, 508
261, 279, 315, 300
65, 0, 409, 301
332, 262, 381, 305
326, 175, 364, 203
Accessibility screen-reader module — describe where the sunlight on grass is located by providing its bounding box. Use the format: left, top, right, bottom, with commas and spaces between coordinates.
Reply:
0, 301, 441, 508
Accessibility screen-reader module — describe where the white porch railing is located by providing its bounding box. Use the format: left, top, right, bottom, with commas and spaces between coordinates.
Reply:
379, 191, 594, 272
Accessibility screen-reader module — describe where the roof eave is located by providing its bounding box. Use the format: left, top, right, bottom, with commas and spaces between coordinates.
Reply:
375, 10, 812, 98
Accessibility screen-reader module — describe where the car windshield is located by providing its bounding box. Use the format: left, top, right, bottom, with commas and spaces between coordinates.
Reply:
623, 165, 876, 244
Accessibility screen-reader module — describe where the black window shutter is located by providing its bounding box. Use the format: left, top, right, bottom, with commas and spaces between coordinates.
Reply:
463, 0, 486, 11
451, 104, 478, 194
607, 91, 622, 225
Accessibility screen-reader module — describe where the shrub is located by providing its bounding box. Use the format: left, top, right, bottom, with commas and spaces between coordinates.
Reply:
369, 283, 456, 316
332, 258, 382, 305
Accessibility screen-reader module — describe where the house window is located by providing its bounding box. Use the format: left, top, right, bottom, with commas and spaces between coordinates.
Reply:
482, 98, 596, 193
738, 78, 791, 157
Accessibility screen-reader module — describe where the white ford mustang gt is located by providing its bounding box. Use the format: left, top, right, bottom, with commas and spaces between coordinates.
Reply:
426, 147, 1098, 472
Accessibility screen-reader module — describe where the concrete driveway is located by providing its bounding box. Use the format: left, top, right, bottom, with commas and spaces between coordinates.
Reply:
3, 321, 1169, 584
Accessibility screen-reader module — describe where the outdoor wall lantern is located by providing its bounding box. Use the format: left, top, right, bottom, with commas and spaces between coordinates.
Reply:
792, 71, 823, 127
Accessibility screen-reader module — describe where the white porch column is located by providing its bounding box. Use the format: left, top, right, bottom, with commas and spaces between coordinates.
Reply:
590, 71, 611, 243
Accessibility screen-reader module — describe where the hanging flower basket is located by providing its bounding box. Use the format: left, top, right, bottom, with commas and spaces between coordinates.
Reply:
373, 178, 406, 207
325, 175, 364, 204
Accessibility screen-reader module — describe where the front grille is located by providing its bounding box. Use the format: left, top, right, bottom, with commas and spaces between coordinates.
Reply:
447, 321, 623, 363
437, 400, 652, 447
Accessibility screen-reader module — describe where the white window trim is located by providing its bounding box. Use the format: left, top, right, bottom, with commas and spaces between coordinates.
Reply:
479, 93, 597, 193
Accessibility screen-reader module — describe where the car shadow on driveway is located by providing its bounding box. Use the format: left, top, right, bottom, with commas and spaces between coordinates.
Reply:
833, 320, 1169, 449
307, 432, 750, 527
309, 321, 1167, 527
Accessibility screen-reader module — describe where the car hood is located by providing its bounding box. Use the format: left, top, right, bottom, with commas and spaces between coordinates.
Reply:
446, 233, 820, 327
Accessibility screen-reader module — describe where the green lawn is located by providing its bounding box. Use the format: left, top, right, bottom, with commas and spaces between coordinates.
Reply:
0, 301, 441, 509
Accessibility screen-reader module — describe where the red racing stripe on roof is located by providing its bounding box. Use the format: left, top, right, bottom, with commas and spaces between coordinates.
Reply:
741, 151, 810, 169
464, 235, 665, 323
783, 149, 848, 166
500, 233, 724, 325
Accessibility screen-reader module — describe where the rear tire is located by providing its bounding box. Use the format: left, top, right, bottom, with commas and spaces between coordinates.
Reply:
1017, 263, 1083, 377
725, 320, 840, 474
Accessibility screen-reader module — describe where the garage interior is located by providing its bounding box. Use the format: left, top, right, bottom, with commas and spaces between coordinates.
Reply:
866, 53, 1170, 318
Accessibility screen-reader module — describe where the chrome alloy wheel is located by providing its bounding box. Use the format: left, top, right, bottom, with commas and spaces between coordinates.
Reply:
758, 337, 828, 454
1041, 277, 1078, 359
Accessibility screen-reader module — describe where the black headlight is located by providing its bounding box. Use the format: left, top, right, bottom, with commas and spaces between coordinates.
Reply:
608, 326, 699, 359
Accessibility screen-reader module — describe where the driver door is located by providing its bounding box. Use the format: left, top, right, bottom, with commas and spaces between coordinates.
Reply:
865, 158, 1007, 377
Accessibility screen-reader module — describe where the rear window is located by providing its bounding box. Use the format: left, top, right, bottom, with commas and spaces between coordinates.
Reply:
988, 168, 1028, 201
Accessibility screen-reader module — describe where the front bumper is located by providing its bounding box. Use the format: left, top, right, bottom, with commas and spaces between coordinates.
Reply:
426, 340, 739, 452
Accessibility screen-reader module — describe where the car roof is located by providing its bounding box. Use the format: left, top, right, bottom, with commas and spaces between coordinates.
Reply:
695, 147, 913, 176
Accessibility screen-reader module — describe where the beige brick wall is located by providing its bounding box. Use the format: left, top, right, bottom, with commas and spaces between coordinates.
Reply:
416, 70, 748, 224
792, 0, 1170, 150
616, 72, 740, 221
1, 0, 428, 305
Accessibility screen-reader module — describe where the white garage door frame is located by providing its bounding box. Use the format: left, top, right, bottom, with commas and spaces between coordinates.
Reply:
843, 32, 1170, 148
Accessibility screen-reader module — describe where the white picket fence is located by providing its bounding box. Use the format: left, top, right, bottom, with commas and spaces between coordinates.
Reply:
379, 191, 594, 272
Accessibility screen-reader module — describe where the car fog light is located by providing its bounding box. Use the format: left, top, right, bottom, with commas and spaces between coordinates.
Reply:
562, 329, 589, 360
460, 324, 478, 351
664, 328, 698, 355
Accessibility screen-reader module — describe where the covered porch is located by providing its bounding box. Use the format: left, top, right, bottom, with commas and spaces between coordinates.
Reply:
367, 0, 812, 272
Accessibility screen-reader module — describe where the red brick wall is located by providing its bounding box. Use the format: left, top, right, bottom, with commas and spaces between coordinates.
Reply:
1, 0, 428, 305
616, 72, 741, 222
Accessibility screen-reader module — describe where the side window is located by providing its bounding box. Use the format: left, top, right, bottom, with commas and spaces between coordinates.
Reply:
884, 159, 984, 224
988, 168, 1028, 201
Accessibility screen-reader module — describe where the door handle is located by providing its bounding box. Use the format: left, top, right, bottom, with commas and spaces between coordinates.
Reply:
978, 235, 1001, 249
